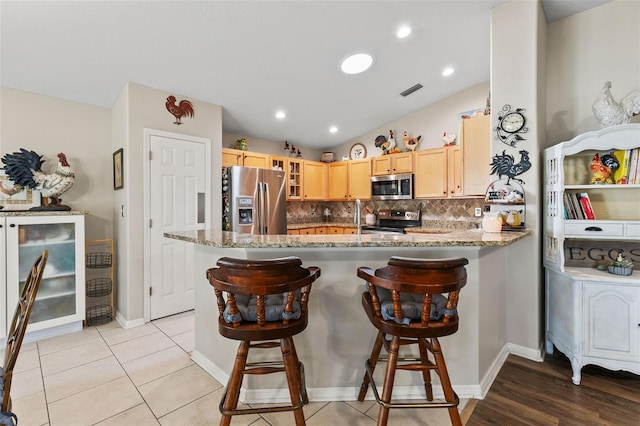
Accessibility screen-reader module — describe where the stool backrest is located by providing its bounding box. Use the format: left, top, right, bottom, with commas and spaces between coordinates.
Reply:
207, 257, 320, 327
2, 250, 48, 412
358, 256, 467, 328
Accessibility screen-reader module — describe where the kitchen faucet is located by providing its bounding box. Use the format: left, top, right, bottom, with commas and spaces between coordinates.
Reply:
354, 198, 362, 235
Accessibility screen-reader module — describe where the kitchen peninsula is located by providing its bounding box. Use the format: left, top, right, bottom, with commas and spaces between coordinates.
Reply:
165, 229, 531, 402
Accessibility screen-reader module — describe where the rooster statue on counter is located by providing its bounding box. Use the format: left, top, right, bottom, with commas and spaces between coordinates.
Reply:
1, 149, 75, 210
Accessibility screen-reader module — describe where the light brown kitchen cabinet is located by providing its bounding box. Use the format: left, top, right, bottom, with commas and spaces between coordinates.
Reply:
447, 145, 463, 197
461, 114, 491, 195
328, 162, 349, 201
414, 148, 447, 198
287, 158, 303, 201
315, 226, 328, 234
298, 227, 316, 235
302, 161, 327, 201
222, 148, 270, 168
287, 229, 300, 235
414, 146, 462, 198
344, 227, 358, 234
328, 227, 344, 234
371, 152, 413, 176
349, 158, 372, 200
328, 159, 371, 201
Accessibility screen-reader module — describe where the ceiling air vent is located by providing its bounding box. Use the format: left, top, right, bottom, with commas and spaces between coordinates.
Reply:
400, 83, 423, 97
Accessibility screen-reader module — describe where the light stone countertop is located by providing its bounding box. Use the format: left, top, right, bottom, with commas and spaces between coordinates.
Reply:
165, 228, 531, 248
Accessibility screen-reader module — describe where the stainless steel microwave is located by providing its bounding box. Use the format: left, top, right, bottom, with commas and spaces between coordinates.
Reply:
371, 173, 413, 200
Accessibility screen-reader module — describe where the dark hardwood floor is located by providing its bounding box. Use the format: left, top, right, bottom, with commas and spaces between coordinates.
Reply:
465, 352, 640, 425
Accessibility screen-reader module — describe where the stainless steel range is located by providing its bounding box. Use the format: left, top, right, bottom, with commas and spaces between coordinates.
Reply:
361, 209, 421, 234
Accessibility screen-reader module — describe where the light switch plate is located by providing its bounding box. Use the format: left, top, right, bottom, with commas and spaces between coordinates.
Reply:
474, 207, 482, 217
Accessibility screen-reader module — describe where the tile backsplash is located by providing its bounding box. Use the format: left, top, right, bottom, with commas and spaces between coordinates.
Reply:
287, 198, 484, 228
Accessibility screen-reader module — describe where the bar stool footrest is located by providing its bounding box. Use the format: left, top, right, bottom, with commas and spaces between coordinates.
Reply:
364, 359, 460, 410
219, 361, 308, 416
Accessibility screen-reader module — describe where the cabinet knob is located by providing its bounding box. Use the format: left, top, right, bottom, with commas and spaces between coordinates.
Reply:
9, 224, 16, 228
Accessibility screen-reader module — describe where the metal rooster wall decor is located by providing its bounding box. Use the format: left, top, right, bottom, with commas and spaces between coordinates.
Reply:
489, 149, 531, 185
165, 96, 194, 125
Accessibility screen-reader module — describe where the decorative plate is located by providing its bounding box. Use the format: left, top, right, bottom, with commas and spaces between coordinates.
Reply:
350, 143, 367, 160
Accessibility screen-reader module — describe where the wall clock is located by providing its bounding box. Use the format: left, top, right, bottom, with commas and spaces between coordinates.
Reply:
350, 143, 367, 160
495, 104, 528, 147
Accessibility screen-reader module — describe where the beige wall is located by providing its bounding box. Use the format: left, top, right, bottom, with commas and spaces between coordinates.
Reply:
113, 82, 222, 324
491, 0, 545, 358
0, 87, 113, 240
339, 83, 490, 158
546, 0, 640, 146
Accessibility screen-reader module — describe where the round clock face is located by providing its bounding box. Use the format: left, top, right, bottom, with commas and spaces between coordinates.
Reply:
350, 143, 367, 160
500, 112, 525, 133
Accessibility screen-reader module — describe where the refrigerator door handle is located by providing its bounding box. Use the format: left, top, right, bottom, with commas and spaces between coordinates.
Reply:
263, 183, 269, 234
258, 182, 266, 234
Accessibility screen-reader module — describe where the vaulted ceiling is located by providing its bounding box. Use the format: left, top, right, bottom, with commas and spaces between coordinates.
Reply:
0, 1, 610, 149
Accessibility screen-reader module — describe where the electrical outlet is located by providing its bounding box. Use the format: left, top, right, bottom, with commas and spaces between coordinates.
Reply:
484, 205, 491, 212
474, 207, 482, 217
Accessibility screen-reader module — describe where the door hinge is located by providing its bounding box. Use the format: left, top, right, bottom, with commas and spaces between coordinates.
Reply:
150, 287, 152, 296
149, 219, 152, 228
149, 150, 153, 160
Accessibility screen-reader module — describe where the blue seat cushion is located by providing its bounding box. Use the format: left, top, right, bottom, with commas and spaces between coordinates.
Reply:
369, 285, 449, 325
223, 291, 301, 323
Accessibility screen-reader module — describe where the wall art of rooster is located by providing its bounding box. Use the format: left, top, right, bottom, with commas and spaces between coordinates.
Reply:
489, 149, 531, 185
592, 81, 640, 128
165, 96, 194, 125
1, 149, 75, 210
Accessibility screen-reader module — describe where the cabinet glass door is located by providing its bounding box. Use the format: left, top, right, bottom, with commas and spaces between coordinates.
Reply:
5, 215, 85, 334
17, 222, 77, 324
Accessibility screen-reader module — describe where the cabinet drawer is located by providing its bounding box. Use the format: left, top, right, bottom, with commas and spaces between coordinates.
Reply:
627, 223, 640, 238
564, 222, 624, 237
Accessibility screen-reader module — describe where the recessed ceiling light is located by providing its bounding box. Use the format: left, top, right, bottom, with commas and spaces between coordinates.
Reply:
340, 53, 373, 75
275, 111, 286, 119
397, 26, 412, 39
442, 67, 454, 77
329, 126, 338, 133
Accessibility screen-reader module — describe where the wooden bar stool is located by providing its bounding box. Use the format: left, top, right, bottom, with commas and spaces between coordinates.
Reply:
356, 256, 468, 426
207, 256, 320, 426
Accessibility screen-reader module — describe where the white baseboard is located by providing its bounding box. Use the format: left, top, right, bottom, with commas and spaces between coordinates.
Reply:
192, 349, 230, 386
507, 342, 545, 362
114, 311, 145, 329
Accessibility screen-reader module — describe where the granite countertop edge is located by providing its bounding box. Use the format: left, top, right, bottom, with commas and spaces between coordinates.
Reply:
165, 229, 532, 248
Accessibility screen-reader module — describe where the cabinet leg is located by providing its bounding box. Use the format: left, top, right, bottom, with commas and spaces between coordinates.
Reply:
570, 357, 582, 385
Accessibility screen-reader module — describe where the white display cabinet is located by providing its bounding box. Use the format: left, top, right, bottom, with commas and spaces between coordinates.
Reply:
1, 213, 85, 342
543, 124, 640, 385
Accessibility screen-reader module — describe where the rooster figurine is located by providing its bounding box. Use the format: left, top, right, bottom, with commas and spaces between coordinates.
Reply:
442, 132, 457, 146
1, 149, 75, 210
592, 81, 640, 128
402, 131, 421, 152
374, 130, 397, 154
165, 96, 195, 125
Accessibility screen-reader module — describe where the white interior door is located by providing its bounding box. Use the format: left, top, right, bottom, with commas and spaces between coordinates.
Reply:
148, 133, 208, 320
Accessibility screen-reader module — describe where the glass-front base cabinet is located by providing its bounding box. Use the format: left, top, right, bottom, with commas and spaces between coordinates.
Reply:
1, 213, 85, 342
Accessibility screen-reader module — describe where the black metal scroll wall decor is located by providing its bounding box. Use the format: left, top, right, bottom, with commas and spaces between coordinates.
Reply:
495, 104, 528, 147
489, 149, 531, 185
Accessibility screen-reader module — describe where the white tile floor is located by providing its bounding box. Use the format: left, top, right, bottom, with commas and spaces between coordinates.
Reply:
11, 311, 468, 425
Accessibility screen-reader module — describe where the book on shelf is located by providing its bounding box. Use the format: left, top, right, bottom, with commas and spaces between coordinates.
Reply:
631, 148, 640, 184
572, 193, 586, 219
578, 192, 596, 220
562, 192, 577, 219
611, 149, 631, 184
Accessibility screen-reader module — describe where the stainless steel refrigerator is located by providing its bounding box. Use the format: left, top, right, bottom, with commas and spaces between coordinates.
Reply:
222, 166, 287, 234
